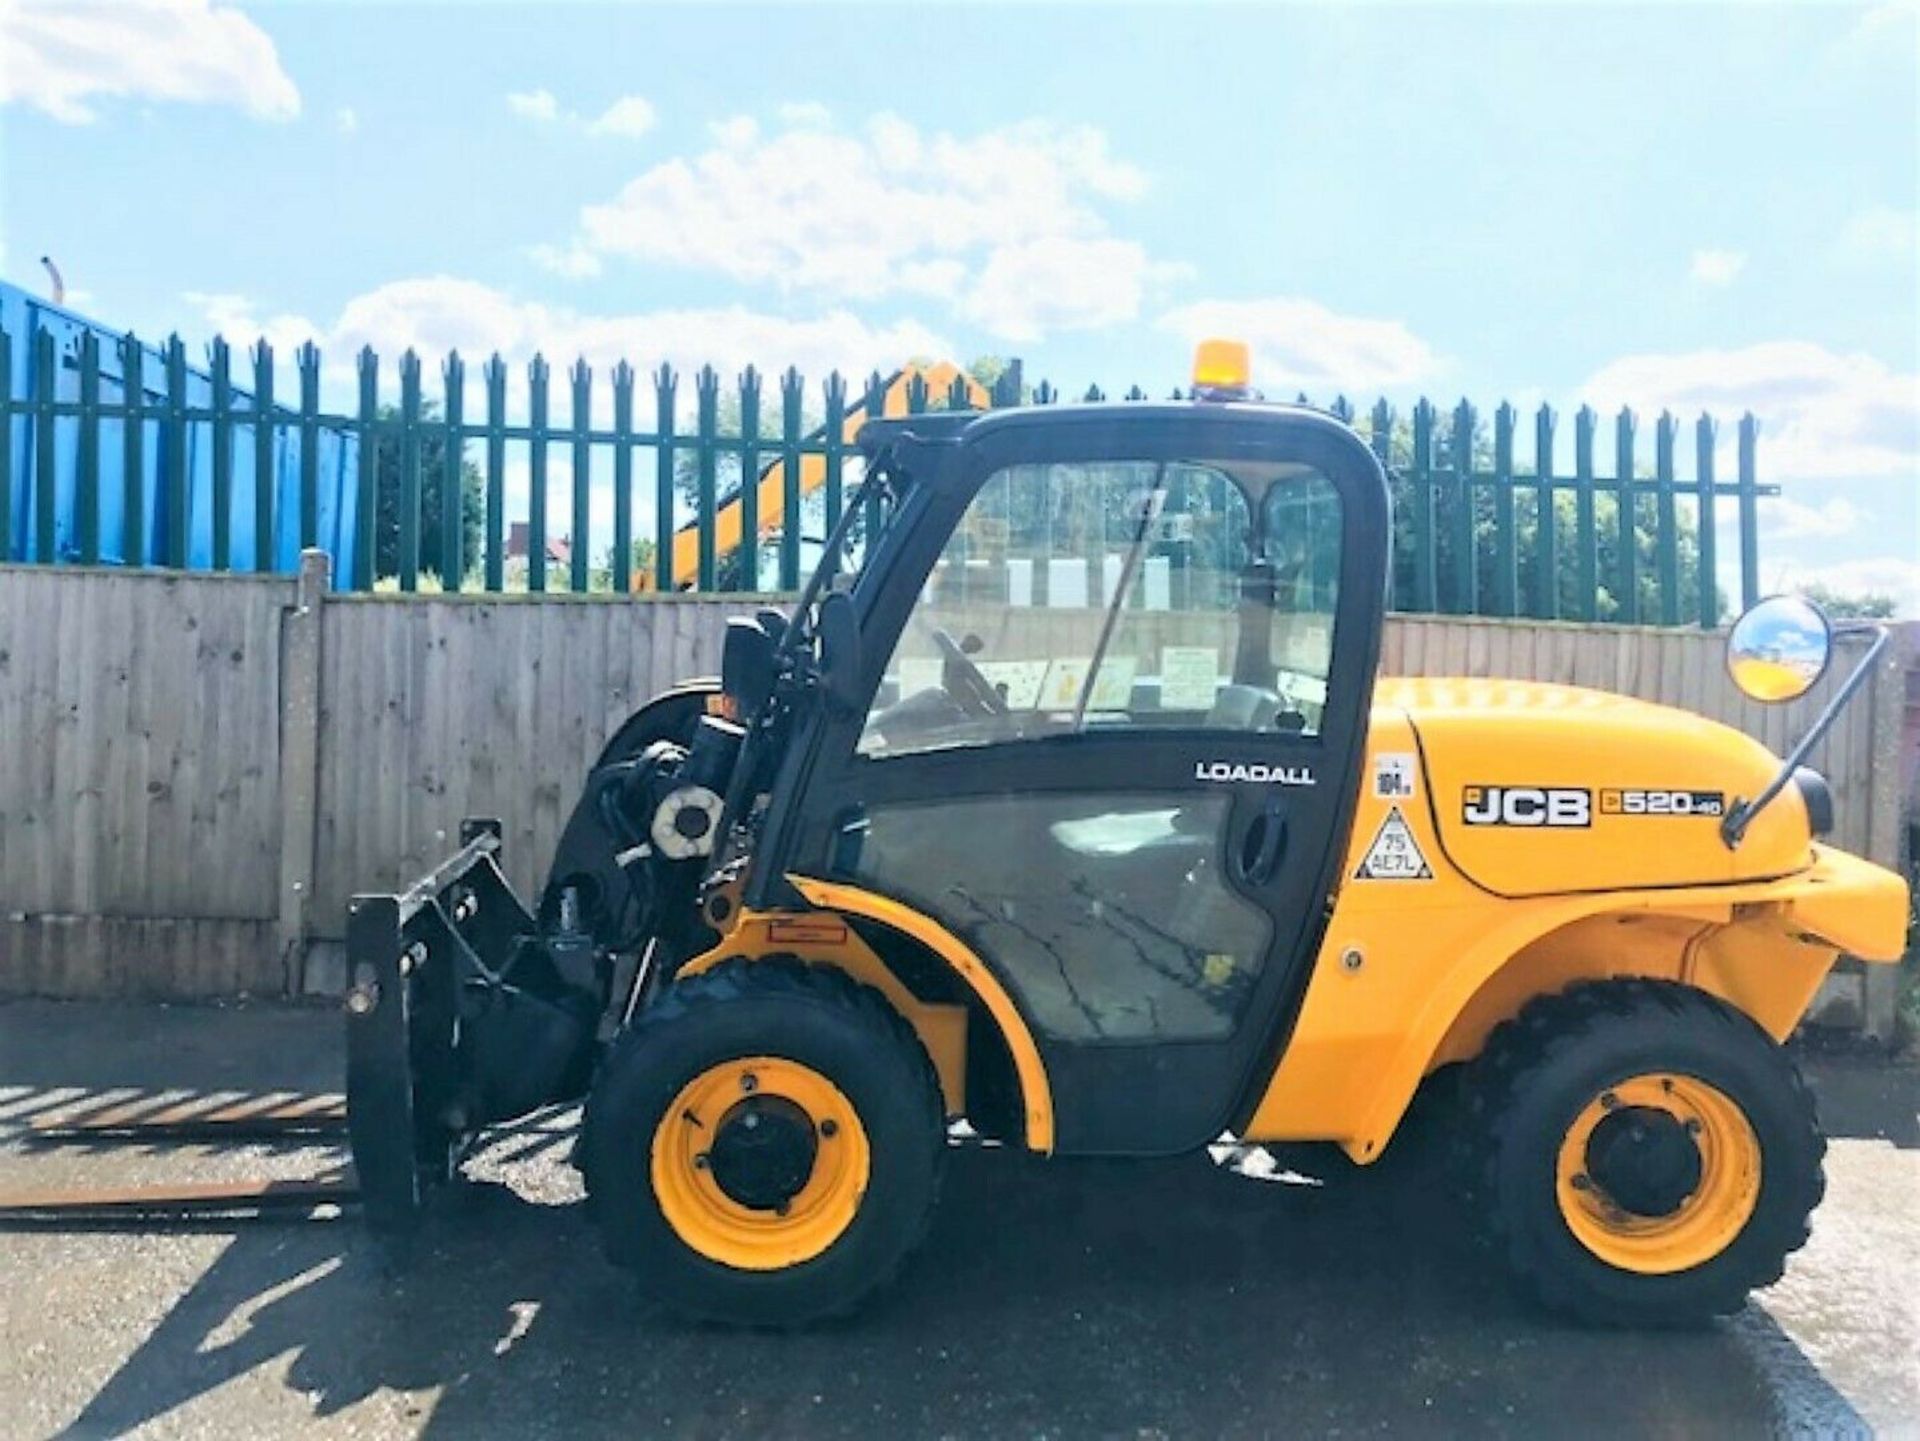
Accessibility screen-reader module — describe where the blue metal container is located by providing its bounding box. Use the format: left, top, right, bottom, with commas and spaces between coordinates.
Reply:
1, 280, 360, 576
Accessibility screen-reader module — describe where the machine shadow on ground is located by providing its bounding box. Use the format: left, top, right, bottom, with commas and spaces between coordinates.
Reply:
37, 1108, 1873, 1439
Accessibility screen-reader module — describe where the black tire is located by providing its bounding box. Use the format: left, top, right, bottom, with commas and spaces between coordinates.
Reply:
1459, 979, 1824, 1327
580, 957, 944, 1326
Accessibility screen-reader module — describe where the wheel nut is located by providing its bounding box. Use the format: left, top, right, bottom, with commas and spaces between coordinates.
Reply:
1570, 1173, 1592, 1192
693, 1152, 710, 1170
1685, 1118, 1703, 1136
819, 1119, 838, 1138
1600, 1091, 1620, 1111
775, 1202, 791, 1217
740, 1072, 759, 1093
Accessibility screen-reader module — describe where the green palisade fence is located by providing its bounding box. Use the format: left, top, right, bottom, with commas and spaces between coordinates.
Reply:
0, 326, 1777, 626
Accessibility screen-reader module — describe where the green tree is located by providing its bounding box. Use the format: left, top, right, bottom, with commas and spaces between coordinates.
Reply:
370, 402, 485, 583
1799, 583, 1895, 619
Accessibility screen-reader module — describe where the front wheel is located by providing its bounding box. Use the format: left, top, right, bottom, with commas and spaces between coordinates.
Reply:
1462, 979, 1824, 1327
580, 958, 945, 1326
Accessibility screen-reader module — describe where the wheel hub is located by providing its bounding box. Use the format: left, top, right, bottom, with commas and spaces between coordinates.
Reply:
706, 1096, 819, 1212
1584, 1104, 1703, 1218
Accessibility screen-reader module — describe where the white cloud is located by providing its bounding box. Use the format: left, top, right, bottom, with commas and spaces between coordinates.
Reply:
0, 0, 299, 124
961, 237, 1179, 343
1833, 205, 1915, 266
708, 114, 760, 149
1157, 297, 1442, 394
1758, 495, 1861, 542
185, 277, 951, 405
1770, 556, 1920, 616
182, 290, 323, 357
1689, 249, 1746, 287
334, 106, 358, 136
1581, 342, 1919, 480
506, 88, 560, 123
559, 111, 1154, 339
528, 242, 603, 280
586, 94, 656, 139
777, 101, 832, 130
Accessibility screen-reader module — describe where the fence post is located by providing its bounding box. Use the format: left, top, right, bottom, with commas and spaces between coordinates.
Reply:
76, 331, 101, 564
442, 351, 465, 589
1737, 414, 1760, 613
1448, 400, 1476, 614
210, 336, 233, 570
1615, 408, 1638, 624
737, 366, 761, 592
1695, 414, 1718, 627
1410, 400, 1436, 612
397, 350, 422, 592
1573, 406, 1597, 622
612, 361, 634, 593
33, 326, 56, 562
1532, 404, 1556, 619
164, 335, 190, 569
277, 547, 330, 994
1656, 412, 1680, 625
252, 340, 275, 572
528, 353, 551, 593
484, 353, 507, 592
655, 364, 678, 591
354, 348, 379, 590
121, 334, 145, 566
1492, 402, 1516, 616
570, 358, 591, 592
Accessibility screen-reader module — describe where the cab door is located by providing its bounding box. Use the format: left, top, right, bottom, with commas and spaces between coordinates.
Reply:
776, 409, 1387, 1154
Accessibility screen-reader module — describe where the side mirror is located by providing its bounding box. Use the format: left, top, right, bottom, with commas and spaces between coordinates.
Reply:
1727, 595, 1831, 703
721, 617, 777, 717
816, 591, 865, 716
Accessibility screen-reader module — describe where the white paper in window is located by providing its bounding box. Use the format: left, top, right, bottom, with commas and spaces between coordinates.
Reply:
1007, 557, 1033, 607
1047, 557, 1089, 608
1160, 646, 1220, 711
1142, 556, 1171, 611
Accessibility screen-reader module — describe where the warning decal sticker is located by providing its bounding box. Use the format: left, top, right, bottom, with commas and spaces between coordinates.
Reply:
1354, 806, 1433, 881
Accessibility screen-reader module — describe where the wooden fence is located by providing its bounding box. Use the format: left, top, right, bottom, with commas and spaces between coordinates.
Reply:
0, 559, 1908, 1033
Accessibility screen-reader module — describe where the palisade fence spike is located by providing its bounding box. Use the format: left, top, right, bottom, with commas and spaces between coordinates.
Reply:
570, 357, 593, 591
251, 337, 275, 572
442, 350, 466, 590
209, 335, 233, 571
354, 345, 379, 589
527, 352, 551, 593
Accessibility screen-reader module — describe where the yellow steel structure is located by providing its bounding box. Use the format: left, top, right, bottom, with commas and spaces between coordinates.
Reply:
638, 362, 993, 593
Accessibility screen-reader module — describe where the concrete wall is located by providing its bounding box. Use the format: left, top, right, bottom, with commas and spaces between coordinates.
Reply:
0, 557, 1909, 1032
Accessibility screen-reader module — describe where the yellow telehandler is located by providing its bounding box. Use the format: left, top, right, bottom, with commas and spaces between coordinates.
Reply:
344, 340, 1909, 1327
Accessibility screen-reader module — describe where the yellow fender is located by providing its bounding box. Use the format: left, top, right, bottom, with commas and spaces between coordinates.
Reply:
678, 875, 1055, 1154
1245, 842, 1908, 1162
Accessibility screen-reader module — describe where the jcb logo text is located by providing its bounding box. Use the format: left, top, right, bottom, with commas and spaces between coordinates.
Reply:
1462, 786, 1591, 828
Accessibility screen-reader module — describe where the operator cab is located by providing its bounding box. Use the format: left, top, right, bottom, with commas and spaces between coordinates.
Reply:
743, 341, 1392, 1153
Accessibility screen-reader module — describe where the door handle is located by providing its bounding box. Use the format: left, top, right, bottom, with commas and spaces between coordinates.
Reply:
1235, 794, 1289, 886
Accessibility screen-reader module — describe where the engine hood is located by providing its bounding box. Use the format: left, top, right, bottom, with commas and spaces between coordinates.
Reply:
1379, 678, 1813, 897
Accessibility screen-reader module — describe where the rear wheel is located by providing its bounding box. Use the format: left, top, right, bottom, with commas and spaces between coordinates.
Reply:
1461, 979, 1824, 1327
581, 958, 944, 1325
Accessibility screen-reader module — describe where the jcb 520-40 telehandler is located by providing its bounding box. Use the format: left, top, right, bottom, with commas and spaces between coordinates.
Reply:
345, 340, 1909, 1328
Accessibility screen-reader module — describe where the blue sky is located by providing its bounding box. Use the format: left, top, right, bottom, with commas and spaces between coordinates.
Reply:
3, 1, 1915, 605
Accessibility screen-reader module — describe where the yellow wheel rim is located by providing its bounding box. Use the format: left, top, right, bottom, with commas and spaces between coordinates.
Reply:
1555, 1073, 1761, 1275
650, 1055, 871, 1271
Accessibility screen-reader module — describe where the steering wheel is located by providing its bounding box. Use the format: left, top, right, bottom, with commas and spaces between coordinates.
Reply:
930, 627, 1009, 717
